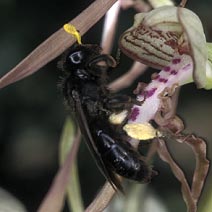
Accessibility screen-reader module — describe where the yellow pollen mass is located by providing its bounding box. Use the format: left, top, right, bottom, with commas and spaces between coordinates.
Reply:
123, 123, 161, 140
63, 23, 82, 44
109, 110, 128, 125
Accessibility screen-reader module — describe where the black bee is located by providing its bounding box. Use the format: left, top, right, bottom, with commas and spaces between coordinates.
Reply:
60, 44, 155, 191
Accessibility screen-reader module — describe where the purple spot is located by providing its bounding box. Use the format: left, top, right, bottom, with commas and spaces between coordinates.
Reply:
164, 66, 171, 72
129, 107, 140, 121
158, 78, 168, 83
144, 88, 157, 98
172, 58, 181, 64
170, 70, 177, 75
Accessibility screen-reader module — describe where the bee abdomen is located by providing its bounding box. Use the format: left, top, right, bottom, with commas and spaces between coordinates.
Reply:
97, 130, 153, 183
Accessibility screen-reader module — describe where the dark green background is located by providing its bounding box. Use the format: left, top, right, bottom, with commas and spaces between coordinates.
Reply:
0, 0, 211, 211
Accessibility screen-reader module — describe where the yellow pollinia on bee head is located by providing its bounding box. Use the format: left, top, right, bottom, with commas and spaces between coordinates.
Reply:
63, 23, 82, 44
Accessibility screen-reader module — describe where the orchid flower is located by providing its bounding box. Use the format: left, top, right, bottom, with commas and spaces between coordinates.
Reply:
118, 6, 212, 139
0, 1, 210, 212
116, 6, 209, 212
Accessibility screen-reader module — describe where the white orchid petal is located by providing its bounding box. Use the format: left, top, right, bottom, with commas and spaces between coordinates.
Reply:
148, 0, 174, 8
143, 6, 179, 29
178, 7, 207, 88
205, 61, 212, 89
120, 6, 209, 90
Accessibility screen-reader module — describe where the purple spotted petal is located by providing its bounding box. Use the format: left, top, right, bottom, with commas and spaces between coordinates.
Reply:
129, 54, 193, 123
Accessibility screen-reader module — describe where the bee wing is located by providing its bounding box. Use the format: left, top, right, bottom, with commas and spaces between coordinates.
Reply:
73, 91, 123, 192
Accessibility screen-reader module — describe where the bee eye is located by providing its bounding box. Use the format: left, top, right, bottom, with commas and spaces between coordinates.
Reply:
69, 51, 83, 64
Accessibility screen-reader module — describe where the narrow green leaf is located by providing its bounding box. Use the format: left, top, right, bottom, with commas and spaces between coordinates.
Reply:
66, 163, 83, 212
59, 118, 84, 212
200, 186, 212, 212
38, 119, 81, 212
204, 60, 212, 89
207, 43, 212, 64
204, 43, 212, 89
59, 118, 75, 163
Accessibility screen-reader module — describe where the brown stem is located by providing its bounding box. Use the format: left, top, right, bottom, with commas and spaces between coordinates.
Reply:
120, 0, 151, 12
179, 0, 187, 7
85, 182, 116, 212
157, 139, 197, 212
184, 136, 210, 204
108, 61, 147, 92
165, 87, 180, 120
132, 0, 151, 12
101, 1, 121, 54
145, 140, 158, 163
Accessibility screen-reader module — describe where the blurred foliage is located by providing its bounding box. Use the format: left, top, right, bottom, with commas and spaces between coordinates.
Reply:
59, 118, 84, 212
0, 0, 212, 211
0, 187, 26, 212
200, 183, 212, 212
106, 184, 168, 212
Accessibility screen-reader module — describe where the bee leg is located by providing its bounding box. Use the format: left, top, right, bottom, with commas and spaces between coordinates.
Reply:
103, 95, 138, 132
61, 76, 76, 110
104, 95, 136, 112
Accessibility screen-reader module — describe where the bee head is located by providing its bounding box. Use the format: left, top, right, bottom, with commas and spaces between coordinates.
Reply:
61, 44, 100, 70
59, 44, 116, 80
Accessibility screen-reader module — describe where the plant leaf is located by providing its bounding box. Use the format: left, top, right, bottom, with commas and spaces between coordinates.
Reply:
204, 43, 212, 89
85, 182, 116, 212
38, 120, 81, 212
0, 188, 27, 212
200, 186, 212, 212
59, 118, 84, 212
